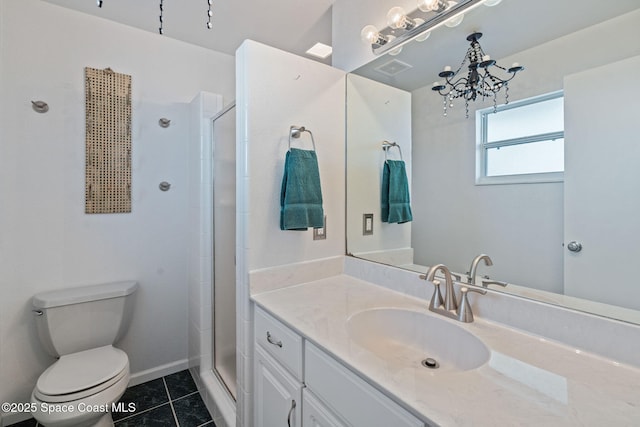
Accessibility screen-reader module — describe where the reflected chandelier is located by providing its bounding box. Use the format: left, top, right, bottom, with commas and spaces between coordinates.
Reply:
431, 32, 524, 117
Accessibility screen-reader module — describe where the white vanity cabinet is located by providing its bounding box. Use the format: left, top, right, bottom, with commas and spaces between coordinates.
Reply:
253, 306, 425, 427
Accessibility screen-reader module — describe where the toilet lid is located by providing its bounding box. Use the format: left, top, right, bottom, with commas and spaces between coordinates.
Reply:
36, 345, 128, 396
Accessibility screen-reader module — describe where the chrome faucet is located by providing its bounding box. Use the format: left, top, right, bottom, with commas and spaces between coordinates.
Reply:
420, 264, 487, 323
468, 254, 493, 285
422, 264, 457, 311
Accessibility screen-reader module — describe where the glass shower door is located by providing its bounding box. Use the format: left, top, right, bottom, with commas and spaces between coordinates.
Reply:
212, 104, 236, 398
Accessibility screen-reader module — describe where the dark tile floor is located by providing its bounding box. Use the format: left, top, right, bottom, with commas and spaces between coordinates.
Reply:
8, 370, 215, 427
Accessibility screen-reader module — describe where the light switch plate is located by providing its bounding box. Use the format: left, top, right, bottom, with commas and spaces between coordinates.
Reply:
313, 216, 327, 240
363, 213, 374, 235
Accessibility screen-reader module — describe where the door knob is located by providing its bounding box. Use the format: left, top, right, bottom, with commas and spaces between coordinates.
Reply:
567, 241, 582, 252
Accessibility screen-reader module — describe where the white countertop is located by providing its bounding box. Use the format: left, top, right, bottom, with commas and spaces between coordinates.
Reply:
251, 274, 640, 426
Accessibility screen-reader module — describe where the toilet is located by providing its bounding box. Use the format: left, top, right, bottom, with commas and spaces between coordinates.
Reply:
30, 281, 138, 427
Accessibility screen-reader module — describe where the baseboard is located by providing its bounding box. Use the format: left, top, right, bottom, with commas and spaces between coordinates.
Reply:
129, 359, 189, 386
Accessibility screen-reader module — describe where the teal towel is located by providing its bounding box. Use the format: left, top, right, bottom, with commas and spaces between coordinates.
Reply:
381, 160, 413, 224
280, 148, 324, 230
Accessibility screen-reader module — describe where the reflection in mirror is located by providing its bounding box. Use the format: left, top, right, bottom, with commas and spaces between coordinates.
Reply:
346, 0, 640, 324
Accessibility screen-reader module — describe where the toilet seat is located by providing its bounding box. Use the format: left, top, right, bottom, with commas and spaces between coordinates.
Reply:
35, 345, 129, 403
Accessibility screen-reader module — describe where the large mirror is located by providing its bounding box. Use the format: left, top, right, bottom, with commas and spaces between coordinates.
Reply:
346, 0, 640, 324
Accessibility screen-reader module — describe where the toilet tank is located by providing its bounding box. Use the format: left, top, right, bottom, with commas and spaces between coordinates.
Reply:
32, 281, 139, 357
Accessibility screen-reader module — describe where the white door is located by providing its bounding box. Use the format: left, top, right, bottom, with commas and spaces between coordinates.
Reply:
563, 55, 640, 310
254, 345, 302, 427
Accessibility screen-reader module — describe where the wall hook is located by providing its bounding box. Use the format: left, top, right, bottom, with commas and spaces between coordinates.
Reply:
159, 118, 171, 128
31, 100, 49, 114
159, 181, 171, 191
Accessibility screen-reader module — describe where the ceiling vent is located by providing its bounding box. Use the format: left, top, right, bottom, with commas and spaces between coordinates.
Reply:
374, 59, 413, 77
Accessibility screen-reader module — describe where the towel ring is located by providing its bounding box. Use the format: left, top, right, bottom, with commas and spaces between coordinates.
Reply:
289, 125, 316, 152
382, 140, 403, 162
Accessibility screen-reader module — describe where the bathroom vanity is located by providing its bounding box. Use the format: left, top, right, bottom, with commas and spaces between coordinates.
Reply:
251, 271, 640, 426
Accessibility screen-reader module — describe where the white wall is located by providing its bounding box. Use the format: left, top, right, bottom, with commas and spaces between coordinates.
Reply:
346, 74, 412, 260
236, 40, 345, 426
411, 11, 640, 293
0, 0, 234, 420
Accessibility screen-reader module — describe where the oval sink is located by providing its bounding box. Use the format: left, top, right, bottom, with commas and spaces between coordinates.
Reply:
346, 308, 490, 373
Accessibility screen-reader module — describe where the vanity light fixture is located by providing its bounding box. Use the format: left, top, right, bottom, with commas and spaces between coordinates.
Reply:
431, 32, 524, 117
361, 0, 497, 56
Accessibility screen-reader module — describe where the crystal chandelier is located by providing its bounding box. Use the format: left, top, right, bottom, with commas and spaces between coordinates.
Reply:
431, 32, 524, 117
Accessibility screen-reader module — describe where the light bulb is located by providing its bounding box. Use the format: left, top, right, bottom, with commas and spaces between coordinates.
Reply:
386, 7, 404, 28
415, 29, 431, 42
417, 0, 447, 12
361, 25, 381, 44
389, 46, 403, 56
444, 1, 464, 27
387, 7, 413, 30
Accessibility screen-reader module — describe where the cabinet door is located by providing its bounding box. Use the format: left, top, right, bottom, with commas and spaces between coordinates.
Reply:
303, 389, 349, 427
254, 345, 302, 427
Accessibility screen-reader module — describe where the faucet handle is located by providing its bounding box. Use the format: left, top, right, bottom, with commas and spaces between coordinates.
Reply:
481, 280, 508, 288
457, 286, 487, 323
428, 280, 444, 310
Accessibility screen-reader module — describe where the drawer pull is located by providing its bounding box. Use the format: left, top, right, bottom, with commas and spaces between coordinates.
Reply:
287, 399, 296, 427
266, 331, 283, 348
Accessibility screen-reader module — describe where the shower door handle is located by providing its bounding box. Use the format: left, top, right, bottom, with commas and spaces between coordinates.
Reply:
287, 399, 296, 427
266, 331, 283, 348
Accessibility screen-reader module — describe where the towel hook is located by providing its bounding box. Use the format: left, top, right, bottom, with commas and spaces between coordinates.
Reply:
382, 140, 403, 162
289, 125, 316, 152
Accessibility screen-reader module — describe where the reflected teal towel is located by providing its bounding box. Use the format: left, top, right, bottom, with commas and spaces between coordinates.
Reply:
280, 148, 324, 230
381, 160, 413, 224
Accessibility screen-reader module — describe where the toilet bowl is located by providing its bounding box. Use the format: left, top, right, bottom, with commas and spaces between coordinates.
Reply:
31, 346, 130, 427
30, 281, 138, 427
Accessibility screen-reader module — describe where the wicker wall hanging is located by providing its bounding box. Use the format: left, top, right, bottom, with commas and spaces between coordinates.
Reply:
85, 67, 132, 214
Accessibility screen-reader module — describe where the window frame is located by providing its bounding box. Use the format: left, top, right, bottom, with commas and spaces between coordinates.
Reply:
475, 91, 564, 185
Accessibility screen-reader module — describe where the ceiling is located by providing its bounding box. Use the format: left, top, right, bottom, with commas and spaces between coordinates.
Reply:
42, 0, 334, 64
41, 0, 640, 76
353, 0, 640, 91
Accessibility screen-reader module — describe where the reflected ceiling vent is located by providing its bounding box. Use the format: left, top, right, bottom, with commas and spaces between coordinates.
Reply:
374, 59, 413, 77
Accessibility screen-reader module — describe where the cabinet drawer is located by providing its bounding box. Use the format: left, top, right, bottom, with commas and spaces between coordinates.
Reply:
254, 306, 303, 380
305, 342, 423, 427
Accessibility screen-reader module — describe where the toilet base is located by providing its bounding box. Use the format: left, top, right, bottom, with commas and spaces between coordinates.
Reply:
93, 412, 114, 427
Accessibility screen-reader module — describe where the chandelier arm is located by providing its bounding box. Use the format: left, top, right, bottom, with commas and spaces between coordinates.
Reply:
445, 75, 470, 88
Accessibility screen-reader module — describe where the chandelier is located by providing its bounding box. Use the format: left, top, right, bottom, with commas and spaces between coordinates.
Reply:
431, 32, 524, 117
